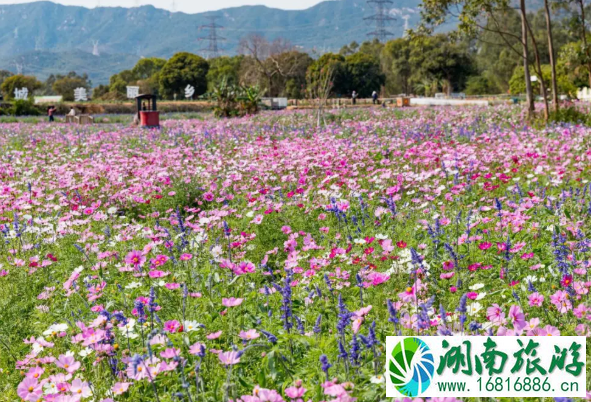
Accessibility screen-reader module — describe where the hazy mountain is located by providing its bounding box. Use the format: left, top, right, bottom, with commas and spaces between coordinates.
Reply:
0, 0, 428, 84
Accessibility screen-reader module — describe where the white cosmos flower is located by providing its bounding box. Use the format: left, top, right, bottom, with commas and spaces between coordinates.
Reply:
211, 245, 223, 259
125, 282, 142, 289
467, 302, 483, 316
183, 321, 202, 332
469, 283, 485, 291
44, 382, 58, 395
79, 348, 94, 357
370, 374, 385, 384
43, 323, 68, 336
120, 318, 136, 331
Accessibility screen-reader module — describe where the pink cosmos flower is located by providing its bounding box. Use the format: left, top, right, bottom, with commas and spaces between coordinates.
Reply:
222, 297, 244, 307
550, 290, 572, 314
17, 378, 43, 402
508, 305, 526, 330
478, 242, 492, 250
285, 385, 306, 398
442, 260, 454, 270
218, 350, 241, 365
573, 304, 587, 319
180, 253, 193, 261
207, 331, 222, 339
189, 342, 206, 355
70, 378, 92, 398
281, 225, 292, 234
56, 354, 81, 373
366, 271, 390, 286
486, 304, 505, 325
398, 285, 416, 302
440, 272, 455, 280
203, 192, 215, 202
537, 325, 561, 336
112, 382, 131, 395
528, 292, 544, 307
239, 329, 260, 340
124, 250, 145, 267
233, 261, 255, 275
148, 270, 169, 278
251, 214, 263, 225
160, 348, 180, 359
163, 320, 182, 333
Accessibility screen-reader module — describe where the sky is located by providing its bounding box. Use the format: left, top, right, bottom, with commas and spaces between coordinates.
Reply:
0, 0, 327, 13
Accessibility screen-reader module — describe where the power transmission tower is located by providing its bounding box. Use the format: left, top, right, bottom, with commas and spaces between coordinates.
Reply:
364, 0, 395, 42
14, 58, 24, 75
171, 0, 176, 12
198, 16, 225, 59
402, 15, 410, 37
92, 40, 100, 56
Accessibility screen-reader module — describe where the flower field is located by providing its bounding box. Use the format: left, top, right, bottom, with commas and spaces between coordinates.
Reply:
1, 106, 591, 402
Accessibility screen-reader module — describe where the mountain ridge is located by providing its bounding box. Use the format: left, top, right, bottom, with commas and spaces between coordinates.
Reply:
0, 0, 427, 84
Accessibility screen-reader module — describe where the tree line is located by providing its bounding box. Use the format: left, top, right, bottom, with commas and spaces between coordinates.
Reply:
1, 2, 590, 115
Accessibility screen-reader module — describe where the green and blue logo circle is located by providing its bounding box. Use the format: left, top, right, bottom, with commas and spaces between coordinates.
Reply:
388, 337, 435, 397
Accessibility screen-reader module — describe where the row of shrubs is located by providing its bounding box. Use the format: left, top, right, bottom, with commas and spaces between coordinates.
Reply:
0, 100, 215, 116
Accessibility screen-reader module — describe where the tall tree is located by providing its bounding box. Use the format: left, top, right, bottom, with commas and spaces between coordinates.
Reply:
419, 0, 548, 119
159, 52, 209, 99
1, 75, 42, 100
543, 0, 559, 111
345, 53, 385, 98
520, 0, 535, 117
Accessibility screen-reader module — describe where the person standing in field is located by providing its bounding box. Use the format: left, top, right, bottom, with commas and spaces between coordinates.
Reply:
352, 91, 358, 105
47, 106, 56, 122
372, 90, 378, 105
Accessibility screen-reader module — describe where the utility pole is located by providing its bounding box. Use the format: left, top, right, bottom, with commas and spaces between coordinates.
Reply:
364, 0, 395, 42
198, 16, 225, 59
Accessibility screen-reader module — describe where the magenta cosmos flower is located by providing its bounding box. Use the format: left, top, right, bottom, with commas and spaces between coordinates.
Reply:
124, 250, 145, 267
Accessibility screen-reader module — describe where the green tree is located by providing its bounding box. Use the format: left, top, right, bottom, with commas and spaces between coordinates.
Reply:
411, 35, 476, 94
307, 53, 349, 97
52, 76, 90, 101
159, 52, 209, 99
339, 41, 360, 56
345, 52, 385, 97
464, 76, 496, 95
0, 70, 13, 90
109, 76, 128, 95
207, 56, 244, 90
1, 75, 42, 100
131, 58, 166, 80
382, 38, 412, 94
92, 84, 110, 99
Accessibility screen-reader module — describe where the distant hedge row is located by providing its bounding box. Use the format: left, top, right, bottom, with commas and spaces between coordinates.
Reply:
0, 100, 214, 116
